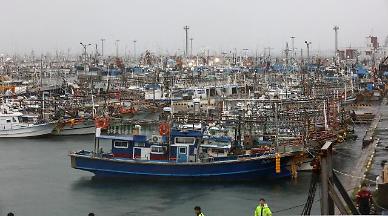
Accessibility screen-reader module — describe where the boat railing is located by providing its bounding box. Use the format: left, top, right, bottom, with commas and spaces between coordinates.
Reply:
206, 152, 274, 162
237, 152, 274, 160
278, 144, 304, 154
71, 150, 92, 156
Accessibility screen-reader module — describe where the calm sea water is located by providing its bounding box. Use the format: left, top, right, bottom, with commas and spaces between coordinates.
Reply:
0, 124, 372, 216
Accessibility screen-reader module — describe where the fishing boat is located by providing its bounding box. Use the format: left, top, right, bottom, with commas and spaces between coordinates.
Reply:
0, 111, 55, 138
69, 123, 299, 180
53, 118, 95, 135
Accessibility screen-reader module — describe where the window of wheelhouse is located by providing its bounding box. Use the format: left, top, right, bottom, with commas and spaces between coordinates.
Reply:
134, 141, 146, 147
151, 146, 165, 153
114, 140, 128, 148
175, 137, 195, 144
21, 116, 29, 123
179, 147, 187, 154
213, 148, 225, 154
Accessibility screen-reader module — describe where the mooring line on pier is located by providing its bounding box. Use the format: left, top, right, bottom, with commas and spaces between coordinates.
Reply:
333, 169, 375, 183
332, 149, 358, 158
271, 201, 309, 213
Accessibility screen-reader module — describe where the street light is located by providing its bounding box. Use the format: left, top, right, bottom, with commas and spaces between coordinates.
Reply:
304, 41, 312, 63
184, 25, 190, 57
100, 38, 105, 57
290, 36, 296, 59
243, 48, 249, 59
133, 40, 137, 63
80, 42, 92, 63
115, 40, 120, 57
190, 38, 193, 58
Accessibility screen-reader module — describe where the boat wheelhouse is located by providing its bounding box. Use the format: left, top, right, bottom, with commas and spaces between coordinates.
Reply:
169, 128, 202, 162
108, 134, 151, 159
201, 135, 232, 158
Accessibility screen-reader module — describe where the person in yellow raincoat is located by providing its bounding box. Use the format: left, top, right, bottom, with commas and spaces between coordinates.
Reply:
254, 198, 272, 216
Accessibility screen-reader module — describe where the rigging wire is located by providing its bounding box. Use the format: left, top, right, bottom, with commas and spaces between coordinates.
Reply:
272, 168, 384, 214
301, 171, 319, 215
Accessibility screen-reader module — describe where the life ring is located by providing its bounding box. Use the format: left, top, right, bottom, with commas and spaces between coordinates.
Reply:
94, 118, 104, 128
102, 119, 109, 129
159, 122, 170, 136
95, 117, 110, 129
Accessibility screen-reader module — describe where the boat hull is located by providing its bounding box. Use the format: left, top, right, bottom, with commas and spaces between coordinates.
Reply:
70, 153, 293, 180
0, 123, 55, 138
53, 124, 95, 136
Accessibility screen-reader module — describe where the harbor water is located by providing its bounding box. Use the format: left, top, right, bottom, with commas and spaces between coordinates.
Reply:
0, 123, 375, 216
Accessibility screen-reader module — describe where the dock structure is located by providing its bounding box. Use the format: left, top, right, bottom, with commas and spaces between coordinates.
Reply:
300, 141, 359, 215
329, 98, 385, 215
300, 98, 386, 215
345, 99, 383, 193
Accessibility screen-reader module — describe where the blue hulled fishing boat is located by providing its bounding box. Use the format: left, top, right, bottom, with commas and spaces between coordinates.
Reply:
69, 124, 300, 180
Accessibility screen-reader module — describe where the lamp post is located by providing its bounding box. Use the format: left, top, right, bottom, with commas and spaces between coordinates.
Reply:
304, 41, 312, 63
133, 40, 137, 63
100, 38, 105, 57
115, 40, 120, 57
184, 25, 190, 57
190, 38, 194, 58
80, 42, 92, 62
333, 26, 339, 57
291, 36, 296, 59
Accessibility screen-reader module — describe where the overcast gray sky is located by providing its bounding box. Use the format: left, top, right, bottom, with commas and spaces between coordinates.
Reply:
1, 0, 387, 56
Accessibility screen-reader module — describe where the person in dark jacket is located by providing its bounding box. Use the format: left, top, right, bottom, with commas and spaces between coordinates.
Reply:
356, 183, 373, 214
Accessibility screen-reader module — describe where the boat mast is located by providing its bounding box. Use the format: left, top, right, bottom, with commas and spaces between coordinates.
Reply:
40, 55, 44, 119
344, 82, 347, 101
167, 76, 175, 160
42, 92, 45, 120
91, 94, 95, 118
350, 68, 354, 94
323, 100, 328, 130
40, 55, 43, 90
274, 102, 279, 153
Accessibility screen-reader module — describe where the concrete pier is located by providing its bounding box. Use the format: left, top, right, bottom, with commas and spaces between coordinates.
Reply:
342, 98, 385, 196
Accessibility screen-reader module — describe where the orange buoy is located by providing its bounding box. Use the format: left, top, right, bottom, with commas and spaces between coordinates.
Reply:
159, 122, 170, 136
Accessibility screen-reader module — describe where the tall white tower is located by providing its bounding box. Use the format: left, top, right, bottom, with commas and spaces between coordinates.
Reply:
333, 26, 339, 57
